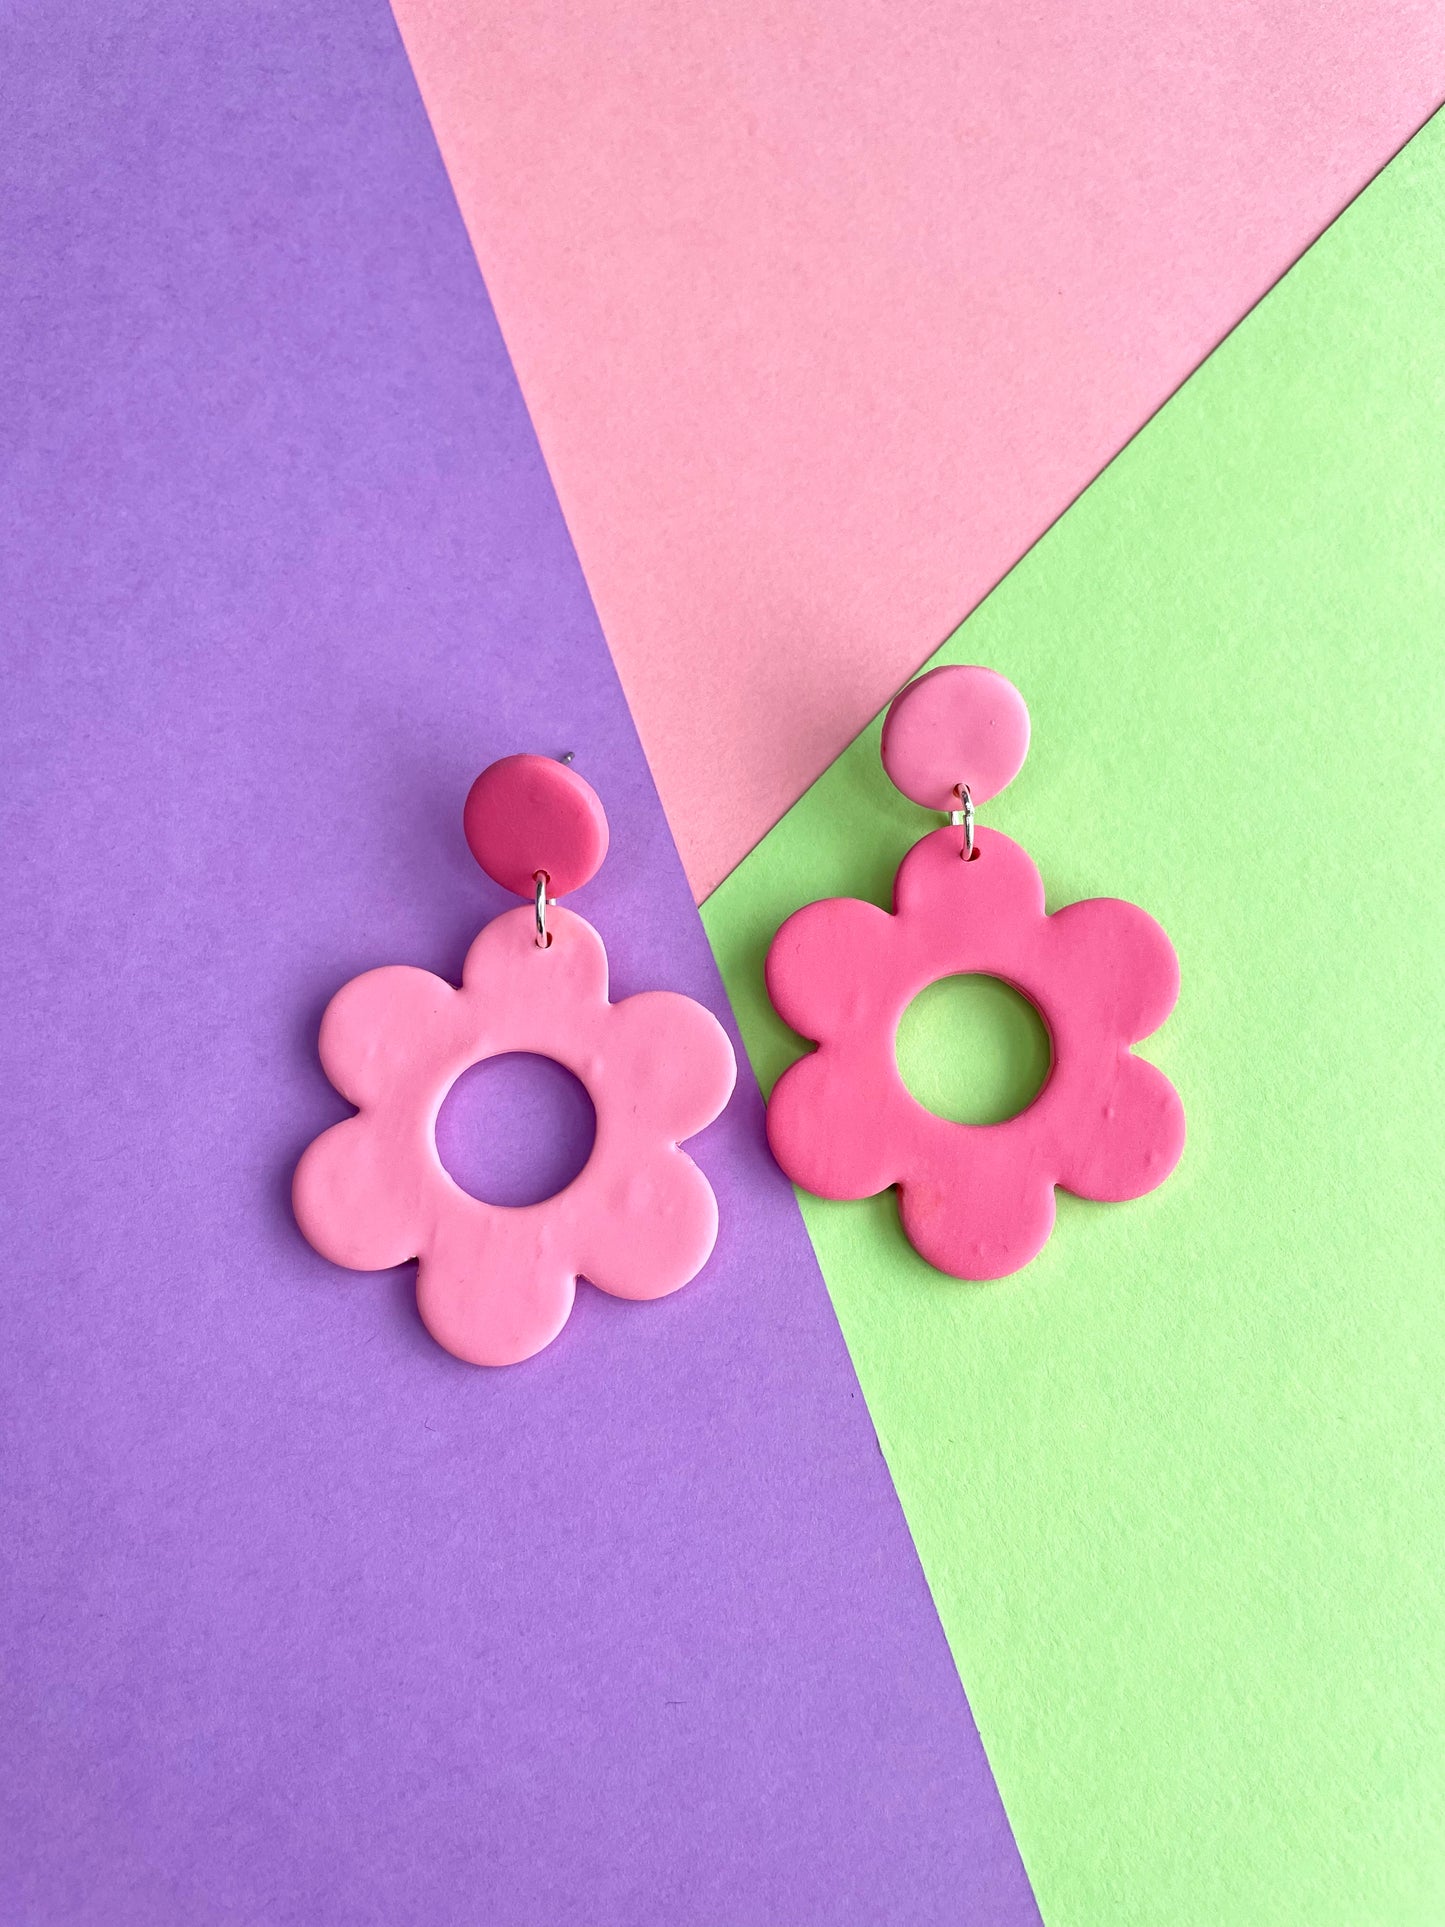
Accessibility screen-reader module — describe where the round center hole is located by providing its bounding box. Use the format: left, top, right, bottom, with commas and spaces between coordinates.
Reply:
434, 1053, 596, 1206
895, 974, 1050, 1125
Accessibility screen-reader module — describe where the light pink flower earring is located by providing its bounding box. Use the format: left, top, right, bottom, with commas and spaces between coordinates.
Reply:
765, 666, 1183, 1278
294, 754, 736, 1366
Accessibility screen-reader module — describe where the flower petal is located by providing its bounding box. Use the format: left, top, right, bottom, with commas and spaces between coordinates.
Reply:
1053, 1049, 1185, 1202
573, 1147, 719, 1301
292, 1112, 433, 1270
414, 1203, 576, 1366
600, 990, 736, 1141
462, 900, 609, 1018
766, 896, 896, 1043
1046, 896, 1179, 1043
766, 1044, 904, 1199
896, 1117, 1057, 1280
318, 965, 459, 1108
893, 825, 1047, 930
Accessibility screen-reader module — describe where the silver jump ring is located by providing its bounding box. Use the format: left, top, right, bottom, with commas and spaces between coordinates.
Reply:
534, 871, 550, 949
949, 783, 975, 860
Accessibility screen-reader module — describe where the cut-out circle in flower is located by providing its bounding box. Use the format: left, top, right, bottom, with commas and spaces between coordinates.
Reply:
895, 973, 1051, 1126
434, 1052, 596, 1207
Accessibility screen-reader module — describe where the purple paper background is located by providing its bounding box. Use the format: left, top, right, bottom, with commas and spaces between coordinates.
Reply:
0, 5, 1038, 1921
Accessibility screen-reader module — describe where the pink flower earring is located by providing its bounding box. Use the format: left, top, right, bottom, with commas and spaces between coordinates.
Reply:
765, 666, 1184, 1278
294, 754, 736, 1365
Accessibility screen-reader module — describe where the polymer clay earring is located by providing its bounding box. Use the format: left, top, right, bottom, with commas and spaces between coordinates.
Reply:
293, 754, 736, 1365
764, 666, 1183, 1278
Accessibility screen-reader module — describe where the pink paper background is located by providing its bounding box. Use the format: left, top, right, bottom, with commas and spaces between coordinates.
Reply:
391, 0, 1444, 896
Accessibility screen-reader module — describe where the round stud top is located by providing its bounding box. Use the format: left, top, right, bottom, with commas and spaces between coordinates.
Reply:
880, 665, 1029, 809
463, 754, 609, 898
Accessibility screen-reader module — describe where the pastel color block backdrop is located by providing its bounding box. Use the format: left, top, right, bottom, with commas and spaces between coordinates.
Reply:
391, 0, 1445, 894
5, 1, 1441, 1920
704, 114, 1445, 1927
0, 4, 1038, 1921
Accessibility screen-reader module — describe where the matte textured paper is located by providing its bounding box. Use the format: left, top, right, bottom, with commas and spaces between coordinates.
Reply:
391, 0, 1445, 895
0, 7, 1039, 1922
705, 113, 1445, 1927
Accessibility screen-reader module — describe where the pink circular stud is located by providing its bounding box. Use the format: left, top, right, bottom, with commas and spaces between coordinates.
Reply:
880, 665, 1030, 809
464, 753, 609, 897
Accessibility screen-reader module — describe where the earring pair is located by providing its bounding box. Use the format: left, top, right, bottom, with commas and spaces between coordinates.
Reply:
295, 666, 1182, 1363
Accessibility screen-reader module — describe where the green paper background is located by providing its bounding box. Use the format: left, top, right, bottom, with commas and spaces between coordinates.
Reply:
703, 115, 1444, 1927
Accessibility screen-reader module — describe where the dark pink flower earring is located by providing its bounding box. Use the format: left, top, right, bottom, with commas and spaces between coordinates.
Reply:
764, 666, 1184, 1277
